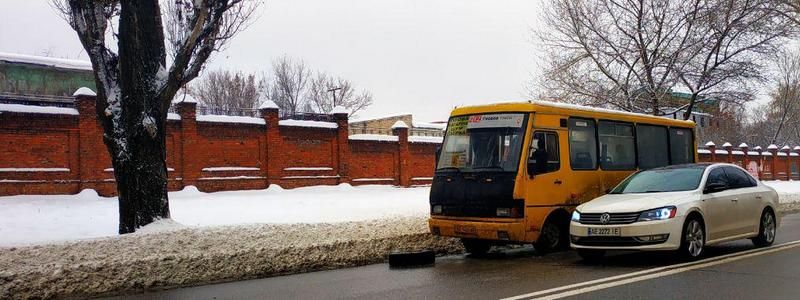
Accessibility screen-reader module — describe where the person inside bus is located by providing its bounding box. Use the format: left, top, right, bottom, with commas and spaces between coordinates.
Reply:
532, 138, 549, 174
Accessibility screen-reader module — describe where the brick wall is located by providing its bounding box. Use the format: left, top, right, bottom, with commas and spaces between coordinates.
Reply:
0, 95, 440, 196
698, 143, 800, 181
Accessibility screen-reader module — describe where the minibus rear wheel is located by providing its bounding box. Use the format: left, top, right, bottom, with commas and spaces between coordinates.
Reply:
461, 238, 491, 256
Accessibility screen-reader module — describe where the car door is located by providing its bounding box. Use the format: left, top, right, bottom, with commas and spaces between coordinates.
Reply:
702, 167, 739, 241
723, 166, 762, 235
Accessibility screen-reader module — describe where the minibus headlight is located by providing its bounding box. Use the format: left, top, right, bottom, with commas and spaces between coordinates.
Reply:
432, 205, 442, 215
496, 208, 511, 217
638, 206, 676, 222
571, 211, 580, 222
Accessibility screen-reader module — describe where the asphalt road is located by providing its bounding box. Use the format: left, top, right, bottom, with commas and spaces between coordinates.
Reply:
113, 214, 800, 300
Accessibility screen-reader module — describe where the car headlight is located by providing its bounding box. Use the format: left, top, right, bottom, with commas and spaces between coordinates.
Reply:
432, 205, 442, 215
571, 211, 580, 222
637, 206, 676, 222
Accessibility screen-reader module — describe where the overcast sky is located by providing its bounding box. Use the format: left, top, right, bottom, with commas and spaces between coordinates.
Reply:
0, 1, 543, 121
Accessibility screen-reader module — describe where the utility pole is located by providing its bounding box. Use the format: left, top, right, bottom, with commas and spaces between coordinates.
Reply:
327, 87, 342, 107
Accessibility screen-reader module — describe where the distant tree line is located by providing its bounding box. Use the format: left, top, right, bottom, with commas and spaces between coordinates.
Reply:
186, 55, 373, 117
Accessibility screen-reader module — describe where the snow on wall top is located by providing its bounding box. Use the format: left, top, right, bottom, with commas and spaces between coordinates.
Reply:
72, 87, 97, 97
0, 52, 93, 70
0, 103, 79, 115
408, 136, 443, 144
196, 114, 265, 125
705, 141, 715, 147
722, 142, 732, 147
167, 113, 181, 120
739, 143, 749, 148
754, 146, 763, 150
768, 144, 779, 150
782, 145, 791, 150
279, 119, 338, 129
795, 146, 800, 150
331, 106, 349, 115
412, 121, 446, 130
259, 100, 279, 110
391, 120, 409, 129
172, 93, 198, 104
349, 134, 399, 142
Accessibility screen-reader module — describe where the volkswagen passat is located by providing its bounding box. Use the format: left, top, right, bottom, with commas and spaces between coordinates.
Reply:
570, 163, 779, 261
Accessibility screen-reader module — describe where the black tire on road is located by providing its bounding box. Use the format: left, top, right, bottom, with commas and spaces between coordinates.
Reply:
534, 217, 569, 254
752, 209, 776, 247
388, 249, 435, 268
577, 249, 606, 262
461, 238, 492, 256
678, 216, 705, 260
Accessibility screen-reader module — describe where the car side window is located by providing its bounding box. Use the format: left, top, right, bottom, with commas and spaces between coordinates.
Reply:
724, 167, 756, 188
706, 168, 729, 187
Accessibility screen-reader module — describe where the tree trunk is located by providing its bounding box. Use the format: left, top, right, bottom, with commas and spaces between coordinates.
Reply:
103, 0, 171, 234
682, 93, 699, 120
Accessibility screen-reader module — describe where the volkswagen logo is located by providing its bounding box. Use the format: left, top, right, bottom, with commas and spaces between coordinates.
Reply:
600, 213, 611, 224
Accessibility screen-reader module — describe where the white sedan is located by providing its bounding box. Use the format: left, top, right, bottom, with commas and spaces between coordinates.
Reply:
570, 163, 779, 261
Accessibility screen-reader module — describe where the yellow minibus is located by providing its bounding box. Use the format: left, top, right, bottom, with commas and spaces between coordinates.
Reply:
428, 101, 697, 254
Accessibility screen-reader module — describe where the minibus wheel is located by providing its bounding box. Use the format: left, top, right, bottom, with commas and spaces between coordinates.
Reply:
535, 213, 569, 254
461, 238, 491, 256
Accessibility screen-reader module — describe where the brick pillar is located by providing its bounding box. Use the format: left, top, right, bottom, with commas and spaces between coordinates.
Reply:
795, 146, 800, 180
783, 147, 791, 181
393, 121, 410, 187
741, 145, 749, 171
755, 147, 763, 179
260, 101, 280, 186
723, 143, 733, 163
177, 101, 198, 188
708, 144, 717, 162
333, 108, 350, 184
75, 91, 103, 193
769, 147, 778, 180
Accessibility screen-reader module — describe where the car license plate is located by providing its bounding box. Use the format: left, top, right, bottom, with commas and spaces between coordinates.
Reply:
587, 227, 620, 236
454, 224, 478, 235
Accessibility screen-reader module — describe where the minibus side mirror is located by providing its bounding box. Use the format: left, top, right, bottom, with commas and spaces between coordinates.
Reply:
435, 146, 442, 167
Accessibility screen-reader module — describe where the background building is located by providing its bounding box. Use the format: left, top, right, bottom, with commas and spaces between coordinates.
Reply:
349, 114, 445, 136
0, 52, 95, 107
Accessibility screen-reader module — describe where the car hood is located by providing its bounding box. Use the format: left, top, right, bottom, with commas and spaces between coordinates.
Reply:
577, 191, 696, 213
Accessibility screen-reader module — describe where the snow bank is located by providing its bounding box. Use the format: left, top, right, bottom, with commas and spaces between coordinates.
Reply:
0, 184, 430, 246
0, 217, 462, 299
764, 181, 800, 204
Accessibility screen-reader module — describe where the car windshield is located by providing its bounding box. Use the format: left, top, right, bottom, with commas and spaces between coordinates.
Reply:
610, 165, 706, 194
436, 113, 528, 172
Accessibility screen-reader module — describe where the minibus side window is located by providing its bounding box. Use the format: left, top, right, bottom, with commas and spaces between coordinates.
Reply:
669, 127, 694, 164
637, 124, 669, 169
568, 118, 598, 170
529, 131, 560, 175
598, 121, 636, 170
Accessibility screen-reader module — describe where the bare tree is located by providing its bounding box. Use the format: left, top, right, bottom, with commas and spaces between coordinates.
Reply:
536, 0, 793, 118
536, 0, 700, 114
678, 0, 793, 119
265, 55, 311, 116
766, 49, 800, 144
189, 69, 261, 110
307, 72, 373, 116
54, 0, 259, 233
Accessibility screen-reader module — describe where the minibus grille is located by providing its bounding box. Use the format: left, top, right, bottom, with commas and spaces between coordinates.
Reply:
579, 212, 640, 225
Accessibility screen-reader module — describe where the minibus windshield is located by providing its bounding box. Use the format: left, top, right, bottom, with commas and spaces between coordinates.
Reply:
436, 113, 528, 172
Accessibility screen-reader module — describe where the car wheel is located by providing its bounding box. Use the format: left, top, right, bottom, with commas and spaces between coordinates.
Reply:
752, 209, 776, 247
534, 217, 568, 254
679, 217, 705, 260
461, 238, 491, 256
577, 249, 605, 262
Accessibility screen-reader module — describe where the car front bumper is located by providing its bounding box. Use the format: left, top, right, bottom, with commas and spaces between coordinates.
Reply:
569, 216, 685, 251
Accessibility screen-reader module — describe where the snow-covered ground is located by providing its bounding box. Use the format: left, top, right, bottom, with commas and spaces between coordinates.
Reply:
1, 181, 799, 247
0, 184, 429, 246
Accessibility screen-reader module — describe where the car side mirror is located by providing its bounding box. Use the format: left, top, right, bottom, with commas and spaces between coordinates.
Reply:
704, 182, 727, 194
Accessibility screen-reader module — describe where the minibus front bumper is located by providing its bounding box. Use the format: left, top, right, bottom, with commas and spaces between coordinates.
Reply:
428, 217, 530, 242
